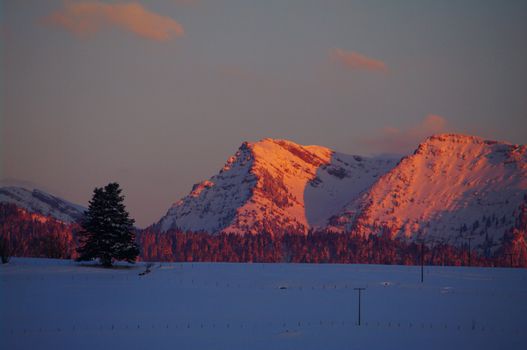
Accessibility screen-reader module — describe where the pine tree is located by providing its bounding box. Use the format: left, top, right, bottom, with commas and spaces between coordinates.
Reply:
76, 183, 139, 267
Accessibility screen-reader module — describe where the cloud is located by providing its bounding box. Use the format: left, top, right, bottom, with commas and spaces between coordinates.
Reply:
364, 114, 449, 155
330, 48, 388, 73
42, 1, 184, 41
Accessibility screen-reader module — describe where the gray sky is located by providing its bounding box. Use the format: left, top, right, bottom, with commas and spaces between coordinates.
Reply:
2, 0, 527, 227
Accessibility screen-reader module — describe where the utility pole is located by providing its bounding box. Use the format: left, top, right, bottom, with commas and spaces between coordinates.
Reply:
416, 239, 425, 283
354, 287, 366, 326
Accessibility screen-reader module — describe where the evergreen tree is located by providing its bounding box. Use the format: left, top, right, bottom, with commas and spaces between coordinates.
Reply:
76, 183, 139, 267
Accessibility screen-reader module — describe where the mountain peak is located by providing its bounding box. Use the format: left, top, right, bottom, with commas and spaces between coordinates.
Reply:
248, 139, 334, 172
156, 138, 397, 234
329, 134, 527, 248
419, 133, 509, 147
412, 133, 517, 159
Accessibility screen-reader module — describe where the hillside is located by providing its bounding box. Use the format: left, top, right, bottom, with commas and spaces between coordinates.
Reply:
328, 134, 527, 251
0, 187, 85, 223
155, 134, 527, 256
156, 139, 397, 235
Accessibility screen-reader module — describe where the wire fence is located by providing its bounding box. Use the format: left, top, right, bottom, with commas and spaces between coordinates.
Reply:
2, 273, 526, 299
3, 318, 524, 336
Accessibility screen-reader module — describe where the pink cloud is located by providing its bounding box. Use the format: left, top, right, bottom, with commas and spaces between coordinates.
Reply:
42, 1, 184, 41
364, 115, 449, 155
330, 48, 388, 73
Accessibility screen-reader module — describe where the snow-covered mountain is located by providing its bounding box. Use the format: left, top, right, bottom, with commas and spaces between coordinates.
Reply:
156, 138, 398, 235
0, 186, 86, 223
156, 134, 527, 251
328, 134, 527, 249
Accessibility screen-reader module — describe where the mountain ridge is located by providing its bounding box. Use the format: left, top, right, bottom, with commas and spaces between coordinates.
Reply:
155, 137, 400, 235
0, 186, 86, 223
327, 133, 527, 251
2, 133, 525, 256
155, 133, 527, 253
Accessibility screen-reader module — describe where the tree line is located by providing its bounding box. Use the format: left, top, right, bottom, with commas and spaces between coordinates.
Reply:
138, 229, 526, 267
1, 182, 526, 267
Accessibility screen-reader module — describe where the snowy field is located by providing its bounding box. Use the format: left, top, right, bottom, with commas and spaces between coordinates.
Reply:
1, 258, 526, 350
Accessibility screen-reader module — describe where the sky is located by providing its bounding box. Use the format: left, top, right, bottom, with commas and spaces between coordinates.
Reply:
1, 0, 526, 227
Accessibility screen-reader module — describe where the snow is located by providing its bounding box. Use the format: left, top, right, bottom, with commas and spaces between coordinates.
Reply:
157, 142, 256, 233
304, 151, 397, 227
156, 133, 527, 249
1, 258, 526, 349
0, 186, 86, 223
156, 138, 398, 234
331, 134, 527, 247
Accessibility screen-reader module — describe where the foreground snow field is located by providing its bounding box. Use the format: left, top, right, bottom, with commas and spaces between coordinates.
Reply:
1, 258, 526, 350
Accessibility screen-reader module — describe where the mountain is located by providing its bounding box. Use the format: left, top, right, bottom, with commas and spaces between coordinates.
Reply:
0, 186, 86, 223
156, 134, 527, 254
156, 138, 398, 235
328, 134, 527, 250
0, 187, 85, 259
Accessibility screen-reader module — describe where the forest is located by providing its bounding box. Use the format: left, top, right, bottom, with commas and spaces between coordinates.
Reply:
1, 202, 526, 267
